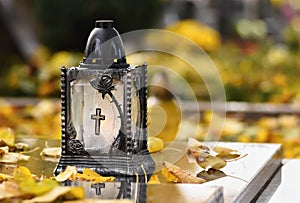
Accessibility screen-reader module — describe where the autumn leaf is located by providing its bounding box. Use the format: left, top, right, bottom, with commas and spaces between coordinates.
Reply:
188, 145, 226, 170
13, 166, 34, 183
19, 179, 60, 196
197, 168, 227, 182
0, 173, 12, 182
162, 161, 206, 184
22, 186, 84, 203
148, 137, 164, 153
148, 174, 160, 184
40, 147, 61, 158
76, 168, 115, 183
213, 146, 241, 160
55, 166, 77, 182
0, 127, 15, 146
0, 152, 30, 163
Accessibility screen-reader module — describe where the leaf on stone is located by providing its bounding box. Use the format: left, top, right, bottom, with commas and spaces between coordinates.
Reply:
13, 166, 34, 183
22, 186, 84, 203
19, 179, 60, 196
162, 161, 206, 184
76, 168, 115, 183
188, 146, 226, 170
213, 146, 240, 160
40, 147, 61, 158
197, 168, 227, 182
0, 152, 30, 163
148, 174, 160, 184
55, 166, 77, 182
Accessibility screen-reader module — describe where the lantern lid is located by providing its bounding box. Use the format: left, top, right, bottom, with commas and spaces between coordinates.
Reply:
81, 20, 127, 69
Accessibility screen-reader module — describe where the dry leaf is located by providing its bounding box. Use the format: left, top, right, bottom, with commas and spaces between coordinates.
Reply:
162, 161, 206, 184
148, 137, 164, 153
55, 166, 77, 182
148, 174, 160, 184
22, 186, 84, 203
0, 128, 15, 146
197, 168, 227, 182
13, 166, 34, 183
213, 146, 240, 160
0, 182, 15, 199
76, 168, 115, 183
0, 153, 30, 163
188, 145, 226, 170
0, 173, 12, 181
40, 147, 61, 158
19, 179, 60, 196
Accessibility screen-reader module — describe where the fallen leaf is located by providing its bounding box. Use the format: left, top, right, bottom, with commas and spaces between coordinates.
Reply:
0, 128, 15, 146
0, 182, 15, 199
148, 137, 164, 153
0, 153, 30, 163
162, 161, 206, 184
148, 174, 160, 184
0, 146, 9, 154
197, 168, 227, 181
188, 145, 226, 170
0, 173, 12, 182
76, 168, 115, 183
40, 147, 61, 158
22, 186, 84, 203
19, 179, 60, 196
13, 166, 34, 183
55, 166, 77, 182
213, 146, 240, 160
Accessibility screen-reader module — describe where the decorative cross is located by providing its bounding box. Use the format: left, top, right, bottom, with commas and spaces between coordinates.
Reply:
91, 183, 105, 195
91, 108, 105, 135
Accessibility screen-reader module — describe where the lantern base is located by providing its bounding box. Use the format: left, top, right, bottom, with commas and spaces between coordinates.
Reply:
54, 152, 155, 182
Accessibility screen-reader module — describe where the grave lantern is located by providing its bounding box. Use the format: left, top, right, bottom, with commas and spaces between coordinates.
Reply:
55, 20, 155, 184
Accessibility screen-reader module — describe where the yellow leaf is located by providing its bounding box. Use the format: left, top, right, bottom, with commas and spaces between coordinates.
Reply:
161, 167, 180, 183
148, 174, 160, 184
76, 168, 115, 183
162, 161, 206, 184
148, 137, 164, 153
22, 186, 83, 203
55, 166, 77, 182
19, 179, 60, 196
0, 173, 12, 181
68, 186, 85, 199
40, 147, 61, 158
0, 128, 15, 146
213, 146, 240, 160
82, 168, 100, 177
13, 166, 33, 183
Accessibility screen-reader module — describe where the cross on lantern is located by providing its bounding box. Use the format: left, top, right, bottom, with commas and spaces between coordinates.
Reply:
91, 108, 105, 135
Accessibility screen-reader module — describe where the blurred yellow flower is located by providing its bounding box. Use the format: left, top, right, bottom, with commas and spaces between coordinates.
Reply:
165, 19, 221, 52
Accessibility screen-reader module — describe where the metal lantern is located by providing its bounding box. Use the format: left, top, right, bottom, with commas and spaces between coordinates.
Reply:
55, 20, 155, 187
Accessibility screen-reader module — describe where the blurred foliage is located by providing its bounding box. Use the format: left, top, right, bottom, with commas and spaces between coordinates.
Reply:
192, 112, 300, 159
1, 47, 82, 97
31, 0, 163, 52
0, 99, 61, 139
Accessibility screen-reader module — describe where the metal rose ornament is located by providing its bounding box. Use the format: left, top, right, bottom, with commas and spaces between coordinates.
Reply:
55, 20, 155, 192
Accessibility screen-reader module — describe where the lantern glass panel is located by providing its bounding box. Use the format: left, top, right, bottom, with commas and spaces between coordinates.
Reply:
70, 71, 125, 153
